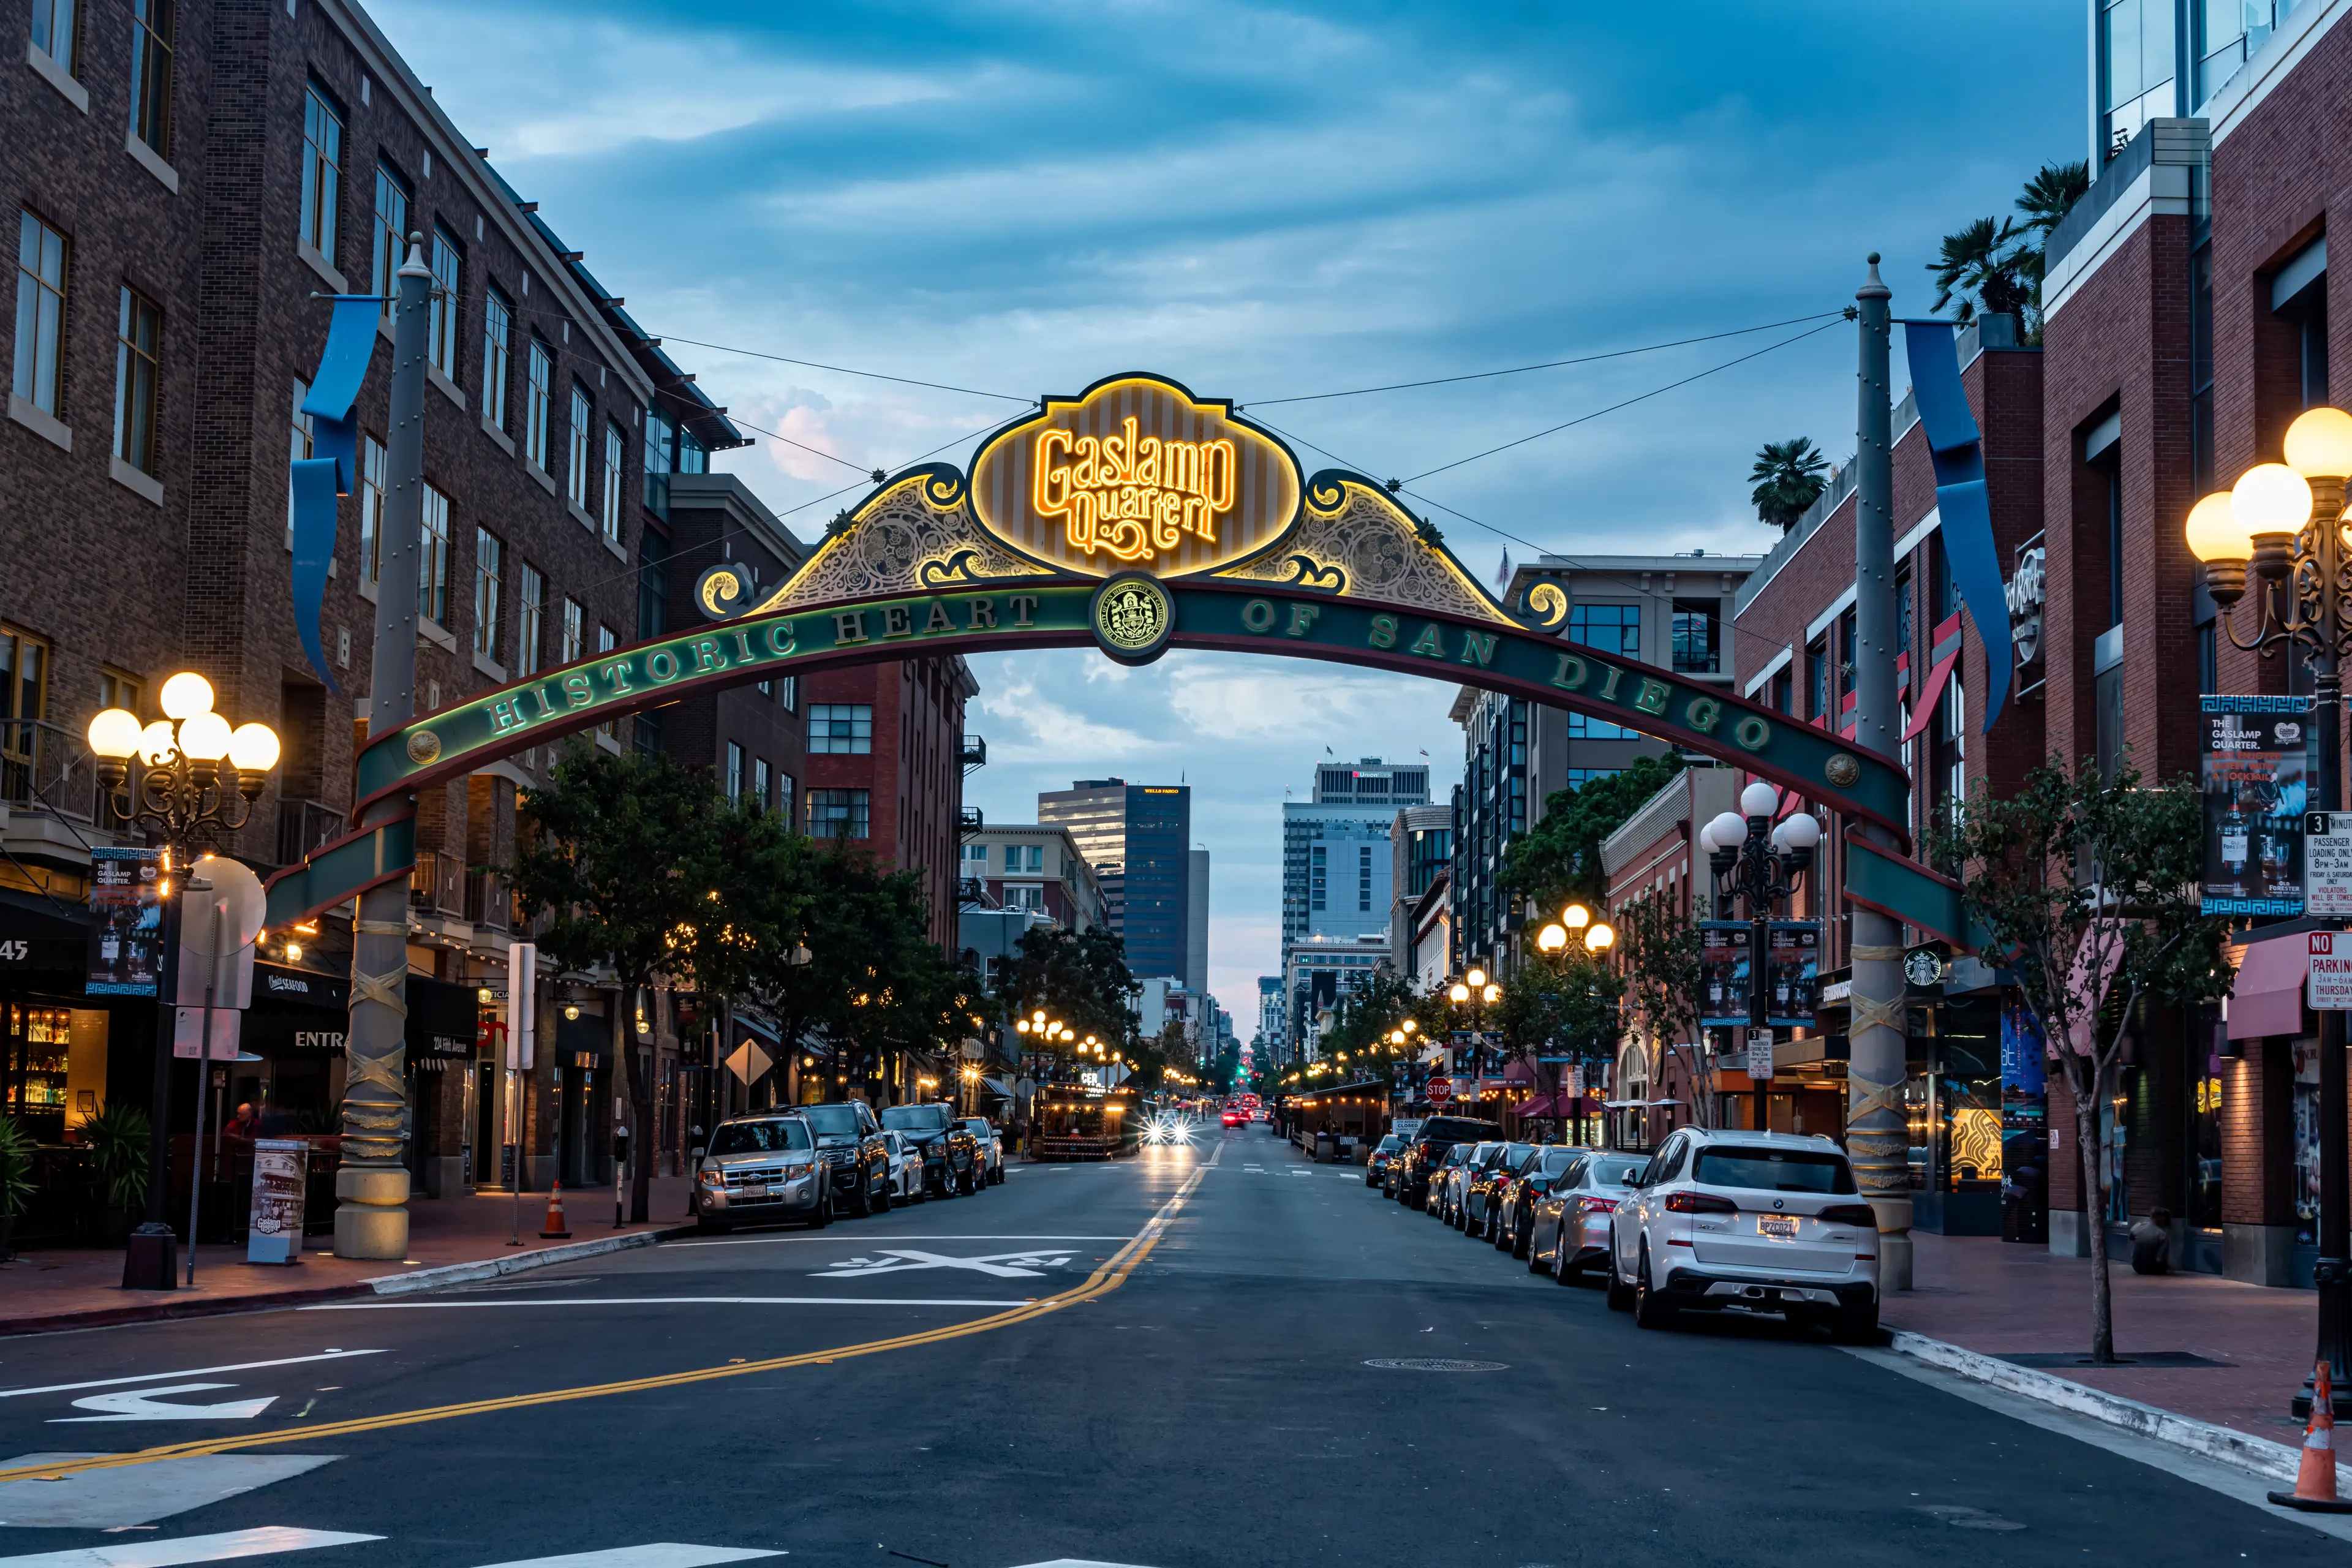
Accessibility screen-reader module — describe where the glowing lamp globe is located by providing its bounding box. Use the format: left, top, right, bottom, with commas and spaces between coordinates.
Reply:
1448, 983, 1471, 1004
228, 723, 280, 773
1466, 968, 1487, 989
2285, 405, 2352, 479
1564, 903, 1591, 930
158, 672, 214, 720
1740, 780, 1780, 817
2231, 462, 2313, 538
2183, 492, 2254, 564
86, 707, 142, 760
137, 720, 179, 766
1400, 1019, 1416, 1033
1585, 922, 1616, 952
1537, 923, 1567, 952
176, 712, 232, 761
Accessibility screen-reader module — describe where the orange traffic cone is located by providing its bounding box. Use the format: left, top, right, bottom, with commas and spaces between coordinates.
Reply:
2270, 1360, 2352, 1512
539, 1181, 571, 1240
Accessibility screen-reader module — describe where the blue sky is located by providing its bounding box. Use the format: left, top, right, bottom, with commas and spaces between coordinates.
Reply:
377, 0, 2082, 1023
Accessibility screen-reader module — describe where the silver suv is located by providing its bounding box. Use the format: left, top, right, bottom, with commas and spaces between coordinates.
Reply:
692, 1114, 832, 1234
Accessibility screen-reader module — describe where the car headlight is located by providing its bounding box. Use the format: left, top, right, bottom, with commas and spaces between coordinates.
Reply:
696, 1168, 723, 1186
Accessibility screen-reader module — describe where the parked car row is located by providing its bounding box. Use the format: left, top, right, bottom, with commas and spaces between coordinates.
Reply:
692, 1102, 1005, 1234
1378, 1121, 1882, 1343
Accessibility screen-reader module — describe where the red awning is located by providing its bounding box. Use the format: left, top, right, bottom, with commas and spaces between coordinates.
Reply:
1901, 649, 1960, 743
1503, 1058, 1536, 1085
2227, 933, 2308, 1041
1512, 1094, 1555, 1118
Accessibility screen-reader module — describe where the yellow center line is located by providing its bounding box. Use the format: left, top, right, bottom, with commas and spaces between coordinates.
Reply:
0, 1145, 1215, 1485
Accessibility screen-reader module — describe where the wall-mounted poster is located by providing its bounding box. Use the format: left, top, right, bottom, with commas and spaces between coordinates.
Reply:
1699, 920, 1751, 1028
2199, 694, 2314, 916
86, 846, 163, 995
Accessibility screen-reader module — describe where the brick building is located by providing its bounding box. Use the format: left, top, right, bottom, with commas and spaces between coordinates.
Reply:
0, 0, 745, 1218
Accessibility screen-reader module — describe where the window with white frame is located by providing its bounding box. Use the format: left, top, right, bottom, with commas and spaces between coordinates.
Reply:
601, 421, 625, 541
473, 527, 502, 662
726, 742, 744, 801
127, 0, 172, 159
525, 341, 551, 469
481, 287, 510, 426
427, 227, 461, 380
567, 386, 591, 510
13, 212, 67, 418
809, 703, 870, 754
298, 83, 342, 260
517, 562, 543, 676
808, 788, 869, 839
752, 756, 770, 813
358, 434, 385, 582
29, 0, 75, 75
418, 482, 449, 626
113, 288, 160, 474
560, 597, 584, 663
369, 164, 407, 318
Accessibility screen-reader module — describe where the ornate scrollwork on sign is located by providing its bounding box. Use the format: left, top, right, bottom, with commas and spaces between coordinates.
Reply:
1216, 473, 1513, 625
758, 467, 1052, 614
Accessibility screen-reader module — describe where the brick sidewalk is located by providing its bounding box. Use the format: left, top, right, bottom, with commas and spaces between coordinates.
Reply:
0, 1174, 693, 1335
1885, 1230, 2314, 1444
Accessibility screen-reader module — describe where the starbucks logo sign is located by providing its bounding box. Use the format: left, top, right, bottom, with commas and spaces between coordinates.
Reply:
1090, 573, 1175, 665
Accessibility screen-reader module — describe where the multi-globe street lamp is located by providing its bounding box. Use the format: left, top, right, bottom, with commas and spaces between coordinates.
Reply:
85, 672, 281, 1289
1697, 780, 1819, 1135
2182, 403, 2352, 1418
1531, 905, 1617, 1136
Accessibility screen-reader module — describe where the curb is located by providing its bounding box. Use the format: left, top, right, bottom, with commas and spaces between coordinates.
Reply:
0, 1224, 692, 1338
1883, 1328, 2301, 1483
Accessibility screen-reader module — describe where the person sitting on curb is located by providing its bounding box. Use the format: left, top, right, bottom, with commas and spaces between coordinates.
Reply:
2129, 1206, 2173, 1275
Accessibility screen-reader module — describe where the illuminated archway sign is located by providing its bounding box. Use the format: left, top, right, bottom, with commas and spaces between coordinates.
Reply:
265, 372, 1909, 925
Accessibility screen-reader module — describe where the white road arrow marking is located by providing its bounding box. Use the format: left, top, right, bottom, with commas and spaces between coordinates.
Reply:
815, 1248, 1074, 1280
51, 1385, 277, 1423
0, 1526, 377, 1568
470, 1546, 781, 1568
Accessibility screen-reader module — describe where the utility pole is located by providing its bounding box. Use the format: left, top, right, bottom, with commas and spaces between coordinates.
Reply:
334, 235, 430, 1260
1846, 254, 1913, 1291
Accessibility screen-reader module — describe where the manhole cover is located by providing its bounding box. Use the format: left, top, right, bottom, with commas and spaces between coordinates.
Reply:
1363, 1357, 1509, 1371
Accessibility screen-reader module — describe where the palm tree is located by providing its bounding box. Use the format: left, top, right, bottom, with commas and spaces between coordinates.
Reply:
2016, 160, 2090, 238
1930, 216, 2035, 323
1749, 437, 1830, 531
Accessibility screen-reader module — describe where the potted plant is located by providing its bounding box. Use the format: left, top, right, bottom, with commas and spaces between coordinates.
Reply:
80, 1103, 150, 1246
0, 1115, 34, 1262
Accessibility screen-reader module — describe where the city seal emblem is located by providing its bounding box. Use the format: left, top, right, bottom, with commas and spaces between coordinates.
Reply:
1090, 571, 1175, 666
405, 729, 442, 764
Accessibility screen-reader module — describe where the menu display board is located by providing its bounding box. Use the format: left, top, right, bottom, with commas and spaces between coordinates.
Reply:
246, 1138, 306, 1265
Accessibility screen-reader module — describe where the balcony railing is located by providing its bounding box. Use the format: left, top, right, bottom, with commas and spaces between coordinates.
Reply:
409, 849, 464, 917
464, 869, 511, 931
959, 734, 987, 769
0, 717, 100, 826
959, 807, 984, 834
275, 798, 346, 867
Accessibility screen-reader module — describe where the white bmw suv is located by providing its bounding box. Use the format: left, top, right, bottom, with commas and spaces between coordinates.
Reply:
1605, 1127, 1880, 1342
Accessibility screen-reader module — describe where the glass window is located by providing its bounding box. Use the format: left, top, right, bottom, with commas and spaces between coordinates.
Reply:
643, 405, 673, 520
299, 83, 342, 260
480, 287, 510, 426
601, 421, 625, 542
596, 625, 616, 738
777, 772, 796, 831
0, 625, 50, 804
1694, 1145, 1857, 1193
518, 562, 543, 676
1670, 599, 1719, 674
778, 676, 797, 712
753, 756, 771, 813
1567, 711, 1642, 741
808, 788, 870, 839
726, 742, 744, 801
638, 527, 667, 641
525, 341, 551, 469
369, 164, 407, 319
2099, 0, 2176, 159
808, 703, 873, 754
285, 378, 312, 537
358, 434, 385, 583
29, 0, 75, 74
1567, 603, 1640, 657
1807, 637, 1830, 720
127, 0, 172, 157
418, 481, 449, 627
473, 527, 502, 662
560, 597, 583, 663
113, 287, 161, 475
14, 212, 67, 417
708, 1118, 811, 1154
567, 386, 591, 510
427, 227, 461, 380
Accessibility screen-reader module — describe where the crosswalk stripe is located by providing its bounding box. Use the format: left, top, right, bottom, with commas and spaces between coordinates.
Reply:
0, 1527, 380, 1568
470, 1546, 780, 1568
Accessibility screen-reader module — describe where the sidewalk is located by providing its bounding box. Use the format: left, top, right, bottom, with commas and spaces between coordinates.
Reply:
1885, 1230, 2313, 1445
0, 1175, 693, 1336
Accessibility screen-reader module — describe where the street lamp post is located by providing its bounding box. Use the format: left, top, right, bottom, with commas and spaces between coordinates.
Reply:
1697, 782, 1819, 1136
2182, 403, 2352, 1418
86, 674, 281, 1291
1534, 905, 1616, 1141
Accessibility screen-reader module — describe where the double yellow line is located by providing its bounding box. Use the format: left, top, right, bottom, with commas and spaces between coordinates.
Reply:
0, 1147, 1213, 1485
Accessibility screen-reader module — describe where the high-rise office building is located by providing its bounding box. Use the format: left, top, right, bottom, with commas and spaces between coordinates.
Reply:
1281, 758, 1428, 946
1039, 779, 1191, 982
1186, 848, 1210, 995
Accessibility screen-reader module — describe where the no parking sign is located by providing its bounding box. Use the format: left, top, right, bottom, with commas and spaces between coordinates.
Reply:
2309, 932, 2352, 1010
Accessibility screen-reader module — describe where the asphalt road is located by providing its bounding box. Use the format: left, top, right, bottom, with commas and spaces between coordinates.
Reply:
0, 1122, 2341, 1567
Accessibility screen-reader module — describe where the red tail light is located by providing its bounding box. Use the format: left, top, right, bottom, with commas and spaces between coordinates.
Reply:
1819, 1203, 1879, 1227
1579, 1197, 1616, 1213
1665, 1191, 1737, 1215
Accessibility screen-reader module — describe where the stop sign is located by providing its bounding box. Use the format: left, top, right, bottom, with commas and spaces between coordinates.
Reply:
1425, 1076, 1452, 1104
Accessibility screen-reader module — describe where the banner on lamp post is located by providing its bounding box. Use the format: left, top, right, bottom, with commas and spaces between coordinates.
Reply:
2199, 694, 2313, 916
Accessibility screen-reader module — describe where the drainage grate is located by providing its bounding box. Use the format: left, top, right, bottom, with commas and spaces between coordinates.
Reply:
1363, 1357, 1509, 1371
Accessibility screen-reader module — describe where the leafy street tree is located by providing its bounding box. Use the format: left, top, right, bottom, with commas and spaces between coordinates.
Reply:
1612, 889, 1712, 1129
1317, 965, 1423, 1090
1505, 753, 1688, 911
510, 747, 748, 1223
1934, 758, 2232, 1365
1493, 944, 1623, 1126
999, 925, 1143, 1072
1929, 216, 2035, 324
1749, 437, 1831, 532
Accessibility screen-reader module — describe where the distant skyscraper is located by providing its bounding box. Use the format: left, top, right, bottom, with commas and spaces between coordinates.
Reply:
1186, 848, 1210, 994
1039, 778, 1191, 982
1281, 758, 1429, 947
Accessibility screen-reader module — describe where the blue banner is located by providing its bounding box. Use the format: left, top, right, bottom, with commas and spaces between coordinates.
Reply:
290, 458, 342, 692
300, 296, 382, 437
1901, 319, 2015, 731
288, 295, 380, 691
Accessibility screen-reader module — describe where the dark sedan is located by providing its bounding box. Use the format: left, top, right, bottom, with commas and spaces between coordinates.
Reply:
1493, 1145, 1585, 1257
1392, 1115, 1502, 1208
1461, 1142, 1532, 1238
1365, 1133, 1404, 1188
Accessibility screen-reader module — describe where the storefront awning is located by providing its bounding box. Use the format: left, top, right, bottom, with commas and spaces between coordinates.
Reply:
981, 1076, 1013, 1099
1512, 1093, 1554, 1118
2228, 934, 2308, 1041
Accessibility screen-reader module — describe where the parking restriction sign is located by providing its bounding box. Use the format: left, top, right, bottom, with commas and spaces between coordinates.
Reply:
2309, 813, 2352, 916
2310, 932, 2352, 1010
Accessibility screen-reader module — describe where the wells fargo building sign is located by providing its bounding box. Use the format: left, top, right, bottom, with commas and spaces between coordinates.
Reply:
968, 375, 1301, 577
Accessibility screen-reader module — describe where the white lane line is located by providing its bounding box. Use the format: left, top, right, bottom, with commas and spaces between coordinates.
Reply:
670, 1234, 1130, 1249
0, 1353, 383, 1402
300, 1296, 1035, 1310
471, 1547, 781, 1568
0, 1527, 380, 1568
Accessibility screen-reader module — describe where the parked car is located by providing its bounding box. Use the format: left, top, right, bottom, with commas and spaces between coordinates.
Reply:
1393, 1115, 1502, 1208
882, 1101, 984, 1196
960, 1117, 1005, 1184
880, 1131, 928, 1204
1423, 1143, 1470, 1216
1529, 1149, 1649, 1280
692, 1113, 832, 1234
1493, 1145, 1585, 1256
1463, 1142, 1536, 1238
1365, 1133, 1404, 1188
1605, 1128, 1881, 1341
1441, 1142, 1502, 1226
801, 1100, 894, 1216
